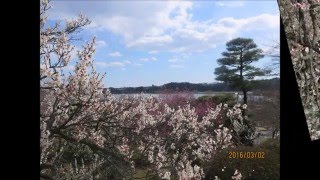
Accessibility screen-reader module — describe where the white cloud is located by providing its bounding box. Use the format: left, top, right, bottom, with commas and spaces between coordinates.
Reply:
109, 51, 122, 57
217, 13, 279, 30
95, 61, 125, 67
95, 60, 144, 68
148, 50, 158, 54
108, 62, 124, 67
168, 54, 189, 63
49, 1, 279, 53
170, 64, 184, 68
133, 63, 143, 66
168, 58, 179, 63
96, 40, 107, 48
127, 35, 173, 47
140, 57, 157, 62
215, 2, 244, 8
261, 40, 279, 56
140, 58, 149, 62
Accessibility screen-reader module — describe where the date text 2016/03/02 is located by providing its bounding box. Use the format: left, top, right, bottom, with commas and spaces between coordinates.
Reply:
228, 151, 265, 159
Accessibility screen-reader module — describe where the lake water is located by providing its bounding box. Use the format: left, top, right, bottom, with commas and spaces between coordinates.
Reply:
113, 93, 266, 102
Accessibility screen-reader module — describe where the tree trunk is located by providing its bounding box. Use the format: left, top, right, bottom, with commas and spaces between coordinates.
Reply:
239, 50, 247, 105
242, 89, 248, 118
242, 89, 247, 105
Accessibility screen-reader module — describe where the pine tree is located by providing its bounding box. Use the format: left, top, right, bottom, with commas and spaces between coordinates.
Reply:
214, 37, 267, 104
215, 37, 268, 146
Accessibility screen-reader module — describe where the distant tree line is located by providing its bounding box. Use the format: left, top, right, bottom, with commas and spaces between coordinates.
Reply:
107, 78, 279, 94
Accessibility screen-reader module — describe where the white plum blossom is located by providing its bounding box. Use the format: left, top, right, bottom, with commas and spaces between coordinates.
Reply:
40, 0, 245, 179
232, 169, 242, 180
162, 171, 171, 180
242, 104, 247, 109
177, 161, 204, 180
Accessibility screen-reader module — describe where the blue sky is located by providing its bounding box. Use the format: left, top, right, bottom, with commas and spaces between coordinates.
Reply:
48, 0, 280, 88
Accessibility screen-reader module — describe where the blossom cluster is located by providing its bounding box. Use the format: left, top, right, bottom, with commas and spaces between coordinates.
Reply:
40, 1, 245, 179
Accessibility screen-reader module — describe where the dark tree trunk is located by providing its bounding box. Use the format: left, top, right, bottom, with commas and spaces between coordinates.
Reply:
242, 89, 248, 118
242, 89, 248, 105
239, 50, 247, 105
